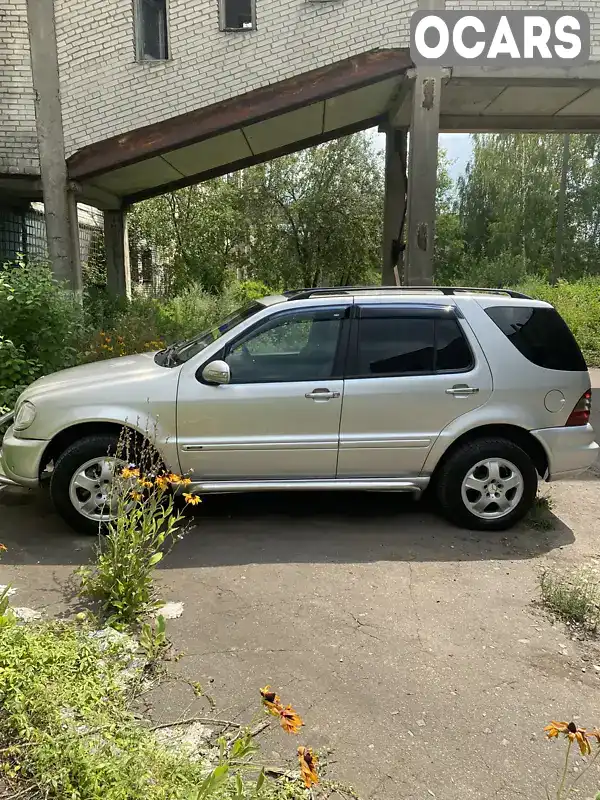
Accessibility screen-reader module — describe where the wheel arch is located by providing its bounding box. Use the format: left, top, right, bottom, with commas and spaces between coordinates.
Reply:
430, 424, 549, 483
39, 421, 149, 477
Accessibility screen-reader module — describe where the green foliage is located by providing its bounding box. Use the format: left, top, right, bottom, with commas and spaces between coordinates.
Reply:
0, 262, 84, 373
79, 485, 183, 627
540, 565, 600, 631
448, 133, 600, 282
78, 437, 190, 627
0, 622, 299, 800
128, 133, 384, 292
0, 618, 310, 800
139, 614, 168, 663
0, 261, 85, 409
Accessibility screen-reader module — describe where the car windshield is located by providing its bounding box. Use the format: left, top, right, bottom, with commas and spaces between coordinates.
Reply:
167, 302, 264, 364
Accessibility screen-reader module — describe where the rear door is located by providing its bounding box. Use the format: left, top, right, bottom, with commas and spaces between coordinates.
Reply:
337, 303, 493, 478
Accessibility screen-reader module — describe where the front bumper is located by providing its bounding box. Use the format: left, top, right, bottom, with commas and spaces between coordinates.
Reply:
531, 423, 599, 480
0, 426, 47, 489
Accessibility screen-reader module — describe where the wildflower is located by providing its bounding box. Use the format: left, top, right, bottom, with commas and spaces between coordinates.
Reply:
167, 473, 182, 484
0, 544, 6, 552
129, 490, 143, 502
279, 704, 304, 735
139, 478, 153, 489
155, 475, 169, 490
180, 477, 192, 486
260, 685, 282, 716
121, 466, 140, 479
183, 493, 201, 506
545, 721, 591, 756
298, 747, 319, 788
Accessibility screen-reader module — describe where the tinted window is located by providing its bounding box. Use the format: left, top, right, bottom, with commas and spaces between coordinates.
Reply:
485, 306, 586, 371
225, 309, 344, 383
436, 318, 473, 371
356, 318, 435, 376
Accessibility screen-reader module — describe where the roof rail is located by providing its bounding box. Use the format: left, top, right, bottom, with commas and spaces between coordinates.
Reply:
285, 286, 532, 300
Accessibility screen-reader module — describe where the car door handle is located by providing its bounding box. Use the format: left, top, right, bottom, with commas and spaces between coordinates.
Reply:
446, 385, 479, 396
305, 389, 340, 400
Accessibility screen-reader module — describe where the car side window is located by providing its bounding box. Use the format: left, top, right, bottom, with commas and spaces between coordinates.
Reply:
224, 308, 344, 384
356, 317, 435, 376
351, 310, 473, 378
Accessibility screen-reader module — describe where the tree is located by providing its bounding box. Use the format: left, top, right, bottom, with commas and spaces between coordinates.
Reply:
455, 133, 600, 282
128, 133, 385, 293
236, 134, 384, 288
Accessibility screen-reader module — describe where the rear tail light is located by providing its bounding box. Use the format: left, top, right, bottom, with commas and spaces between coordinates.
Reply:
566, 390, 592, 427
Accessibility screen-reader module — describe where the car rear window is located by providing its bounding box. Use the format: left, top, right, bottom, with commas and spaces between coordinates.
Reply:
485, 305, 587, 371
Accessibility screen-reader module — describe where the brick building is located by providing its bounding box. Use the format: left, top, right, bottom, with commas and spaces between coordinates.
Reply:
2, 0, 600, 294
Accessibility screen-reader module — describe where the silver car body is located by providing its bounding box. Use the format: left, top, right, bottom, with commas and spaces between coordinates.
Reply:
1, 289, 598, 495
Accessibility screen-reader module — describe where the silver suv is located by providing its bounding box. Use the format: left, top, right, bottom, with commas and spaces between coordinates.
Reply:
1, 287, 597, 534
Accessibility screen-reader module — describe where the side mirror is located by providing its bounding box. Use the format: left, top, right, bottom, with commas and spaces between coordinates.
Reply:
201, 360, 231, 386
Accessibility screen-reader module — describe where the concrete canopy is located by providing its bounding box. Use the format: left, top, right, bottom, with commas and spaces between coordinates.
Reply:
66, 51, 600, 210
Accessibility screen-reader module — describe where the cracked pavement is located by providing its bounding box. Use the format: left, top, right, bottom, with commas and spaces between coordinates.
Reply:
0, 372, 599, 799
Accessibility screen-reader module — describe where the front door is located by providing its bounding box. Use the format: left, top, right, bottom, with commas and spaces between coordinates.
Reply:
337, 304, 493, 478
177, 305, 350, 480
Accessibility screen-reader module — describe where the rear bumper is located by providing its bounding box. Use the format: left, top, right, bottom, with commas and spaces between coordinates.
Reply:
0, 426, 46, 489
531, 424, 599, 480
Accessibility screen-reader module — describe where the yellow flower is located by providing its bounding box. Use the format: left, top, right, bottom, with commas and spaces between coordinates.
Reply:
129, 490, 143, 502
180, 477, 192, 486
155, 475, 169, 490
258, 686, 303, 733
298, 747, 318, 788
260, 685, 282, 716
121, 467, 140, 479
183, 493, 201, 506
0, 543, 6, 552
279, 704, 304, 735
138, 478, 153, 489
167, 473, 182, 484
545, 721, 591, 756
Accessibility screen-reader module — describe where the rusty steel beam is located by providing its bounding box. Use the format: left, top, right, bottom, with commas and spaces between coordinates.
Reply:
68, 48, 412, 182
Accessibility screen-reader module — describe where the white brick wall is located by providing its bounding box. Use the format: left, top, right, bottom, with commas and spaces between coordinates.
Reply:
0, 0, 38, 174
54, 0, 417, 158
448, 0, 600, 58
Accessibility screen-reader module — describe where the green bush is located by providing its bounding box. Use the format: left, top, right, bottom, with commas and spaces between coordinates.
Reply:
0, 262, 86, 408
0, 262, 85, 374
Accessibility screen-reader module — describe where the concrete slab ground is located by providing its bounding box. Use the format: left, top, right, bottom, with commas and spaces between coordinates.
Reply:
0, 371, 599, 799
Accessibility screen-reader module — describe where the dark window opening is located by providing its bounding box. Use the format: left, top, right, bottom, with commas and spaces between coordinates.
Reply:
435, 318, 473, 372
357, 318, 435, 377
485, 305, 587, 372
221, 0, 254, 30
352, 313, 473, 378
136, 0, 169, 60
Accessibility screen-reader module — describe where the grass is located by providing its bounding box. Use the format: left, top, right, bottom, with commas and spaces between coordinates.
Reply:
539, 565, 600, 632
526, 495, 556, 532
0, 619, 308, 800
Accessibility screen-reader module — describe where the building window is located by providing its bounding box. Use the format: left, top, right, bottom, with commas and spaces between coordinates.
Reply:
219, 0, 255, 31
135, 0, 169, 60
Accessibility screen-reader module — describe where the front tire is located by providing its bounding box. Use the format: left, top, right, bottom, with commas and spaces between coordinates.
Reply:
50, 434, 124, 535
435, 437, 538, 531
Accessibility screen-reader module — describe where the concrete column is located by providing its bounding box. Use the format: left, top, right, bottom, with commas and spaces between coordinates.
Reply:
104, 209, 131, 298
405, 70, 442, 286
381, 127, 408, 286
26, 0, 82, 292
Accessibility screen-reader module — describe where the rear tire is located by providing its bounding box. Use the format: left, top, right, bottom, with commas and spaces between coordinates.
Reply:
435, 437, 538, 531
50, 434, 122, 535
